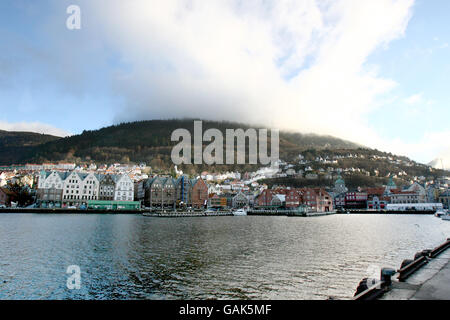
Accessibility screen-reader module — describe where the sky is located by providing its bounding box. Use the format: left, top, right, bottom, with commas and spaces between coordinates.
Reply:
0, 0, 449, 168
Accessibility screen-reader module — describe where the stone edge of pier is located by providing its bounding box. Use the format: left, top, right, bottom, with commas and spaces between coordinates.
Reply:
352, 238, 450, 300
381, 250, 450, 300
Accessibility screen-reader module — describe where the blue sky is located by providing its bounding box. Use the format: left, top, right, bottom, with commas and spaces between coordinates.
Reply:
368, 0, 450, 144
0, 0, 449, 167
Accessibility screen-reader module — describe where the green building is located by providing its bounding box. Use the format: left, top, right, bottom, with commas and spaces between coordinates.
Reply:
86, 200, 141, 210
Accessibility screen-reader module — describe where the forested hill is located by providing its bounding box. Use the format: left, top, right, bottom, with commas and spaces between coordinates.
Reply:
0, 120, 360, 168
0, 130, 61, 165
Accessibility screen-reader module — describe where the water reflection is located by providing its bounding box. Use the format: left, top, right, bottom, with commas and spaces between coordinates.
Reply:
0, 214, 448, 299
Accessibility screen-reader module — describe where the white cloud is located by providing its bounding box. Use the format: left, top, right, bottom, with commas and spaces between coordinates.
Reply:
404, 93, 423, 105
0, 121, 71, 137
43, 0, 449, 165
365, 129, 450, 169
84, 0, 413, 133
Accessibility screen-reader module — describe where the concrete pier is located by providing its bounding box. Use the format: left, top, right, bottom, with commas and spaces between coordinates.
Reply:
381, 249, 450, 300
353, 238, 450, 300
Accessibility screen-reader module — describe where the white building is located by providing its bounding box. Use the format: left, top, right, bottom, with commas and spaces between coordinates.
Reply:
38, 170, 134, 205
114, 174, 134, 201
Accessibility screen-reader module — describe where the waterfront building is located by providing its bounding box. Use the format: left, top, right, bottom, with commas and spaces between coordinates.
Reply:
37, 171, 68, 206
191, 178, 208, 208
344, 192, 368, 209
86, 200, 141, 210
37, 170, 134, 207
315, 188, 334, 212
255, 189, 276, 207
62, 172, 100, 205
147, 176, 177, 208
270, 194, 285, 207
143, 175, 204, 208
232, 191, 249, 208
404, 182, 427, 202
113, 174, 134, 201
134, 180, 145, 203
300, 188, 333, 212
176, 175, 192, 206
208, 193, 227, 209
333, 193, 346, 209
62, 171, 87, 203
301, 188, 317, 211
285, 189, 302, 208
390, 190, 424, 204
366, 187, 388, 209
82, 172, 100, 201
99, 174, 115, 201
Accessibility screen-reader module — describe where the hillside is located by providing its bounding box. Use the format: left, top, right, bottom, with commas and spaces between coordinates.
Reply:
0, 120, 447, 186
0, 120, 360, 168
0, 130, 61, 164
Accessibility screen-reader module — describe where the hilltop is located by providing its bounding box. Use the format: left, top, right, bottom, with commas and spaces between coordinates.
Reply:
0, 120, 447, 187
0, 119, 359, 167
0, 130, 61, 165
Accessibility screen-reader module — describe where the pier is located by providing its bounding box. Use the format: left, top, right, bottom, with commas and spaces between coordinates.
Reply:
143, 210, 233, 217
0, 208, 142, 214
247, 209, 335, 217
343, 209, 436, 215
353, 238, 450, 300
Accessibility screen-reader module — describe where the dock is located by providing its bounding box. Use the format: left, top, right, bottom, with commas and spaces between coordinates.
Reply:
353, 238, 450, 300
343, 209, 435, 215
0, 208, 142, 214
381, 248, 450, 300
143, 210, 233, 217
247, 209, 335, 217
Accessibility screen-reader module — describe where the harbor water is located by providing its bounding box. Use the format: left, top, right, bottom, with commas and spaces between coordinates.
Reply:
0, 213, 449, 300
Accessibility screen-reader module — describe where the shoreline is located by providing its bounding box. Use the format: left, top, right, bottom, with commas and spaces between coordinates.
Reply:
0, 208, 439, 216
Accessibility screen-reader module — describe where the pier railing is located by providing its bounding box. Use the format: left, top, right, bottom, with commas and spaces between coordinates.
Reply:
429, 238, 450, 258
397, 251, 430, 282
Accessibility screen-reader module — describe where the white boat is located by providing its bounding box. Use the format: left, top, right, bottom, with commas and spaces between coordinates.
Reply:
435, 209, 446, 217
233, 208, 247, 216
442, 212, 450, 221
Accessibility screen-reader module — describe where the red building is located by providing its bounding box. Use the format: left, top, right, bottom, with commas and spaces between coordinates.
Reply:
285, 189, 303, 208
191, 178, 208, 208
299, 188, 333, 212
255, 189, 276, 207
345, 192, 368, 209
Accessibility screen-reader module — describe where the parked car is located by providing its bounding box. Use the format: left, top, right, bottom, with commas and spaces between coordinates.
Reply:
0, 204, 6, 208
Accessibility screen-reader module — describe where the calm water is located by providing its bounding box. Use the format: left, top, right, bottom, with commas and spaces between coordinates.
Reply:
0, 213, 449, 300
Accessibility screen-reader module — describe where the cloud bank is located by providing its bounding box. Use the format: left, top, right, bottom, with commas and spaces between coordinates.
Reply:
0, 121, 70, 137
7, 0, 450, 167
86, 0, 424, 153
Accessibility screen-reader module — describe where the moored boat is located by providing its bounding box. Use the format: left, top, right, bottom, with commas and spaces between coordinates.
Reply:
233, 208, 247, 216
435, 209, 445, 217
